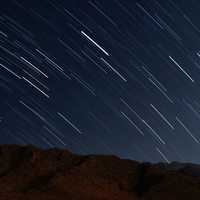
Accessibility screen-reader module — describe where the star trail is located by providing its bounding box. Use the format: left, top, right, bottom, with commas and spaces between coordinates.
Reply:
1, 0, 200, 163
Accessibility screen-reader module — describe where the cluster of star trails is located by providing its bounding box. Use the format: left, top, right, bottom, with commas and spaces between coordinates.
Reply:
1, 0, 200, 163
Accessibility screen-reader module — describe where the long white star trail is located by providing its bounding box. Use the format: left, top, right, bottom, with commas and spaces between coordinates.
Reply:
176, 117, 200, 144
169, 56, 195, 82
150, 104, 174, 130
0, 63, 21, 79
156, 147, 170, 163
121, 111, 144, 136
100, 57, 127, 82
22, 77, 50, 98
57, 112, 82, 134
81, 31, 110, 56
1, 0, 200, 163
20, 56, 49, 78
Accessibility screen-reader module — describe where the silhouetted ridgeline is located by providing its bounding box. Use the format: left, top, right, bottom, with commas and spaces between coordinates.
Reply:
0, 144, 200, 200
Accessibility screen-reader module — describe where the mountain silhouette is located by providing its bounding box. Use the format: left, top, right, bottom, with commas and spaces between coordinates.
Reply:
0, 144, 200, 200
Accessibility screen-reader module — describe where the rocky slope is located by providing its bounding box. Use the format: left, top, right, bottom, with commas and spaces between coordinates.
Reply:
0, 144, 200, 200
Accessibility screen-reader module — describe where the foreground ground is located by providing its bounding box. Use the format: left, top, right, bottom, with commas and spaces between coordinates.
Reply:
0, 144, 200, 200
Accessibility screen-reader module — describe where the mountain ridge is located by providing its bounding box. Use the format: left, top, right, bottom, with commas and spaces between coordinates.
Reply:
0, 144, 200, 200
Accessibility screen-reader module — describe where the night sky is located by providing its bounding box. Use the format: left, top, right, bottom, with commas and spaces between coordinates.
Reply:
1, 0, 200, 163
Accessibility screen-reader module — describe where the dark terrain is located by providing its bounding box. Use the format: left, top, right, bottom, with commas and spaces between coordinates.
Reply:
0, 144, 200, 200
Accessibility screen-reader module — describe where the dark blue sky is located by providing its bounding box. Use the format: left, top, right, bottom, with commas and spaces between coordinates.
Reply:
1, 0, 200, 163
